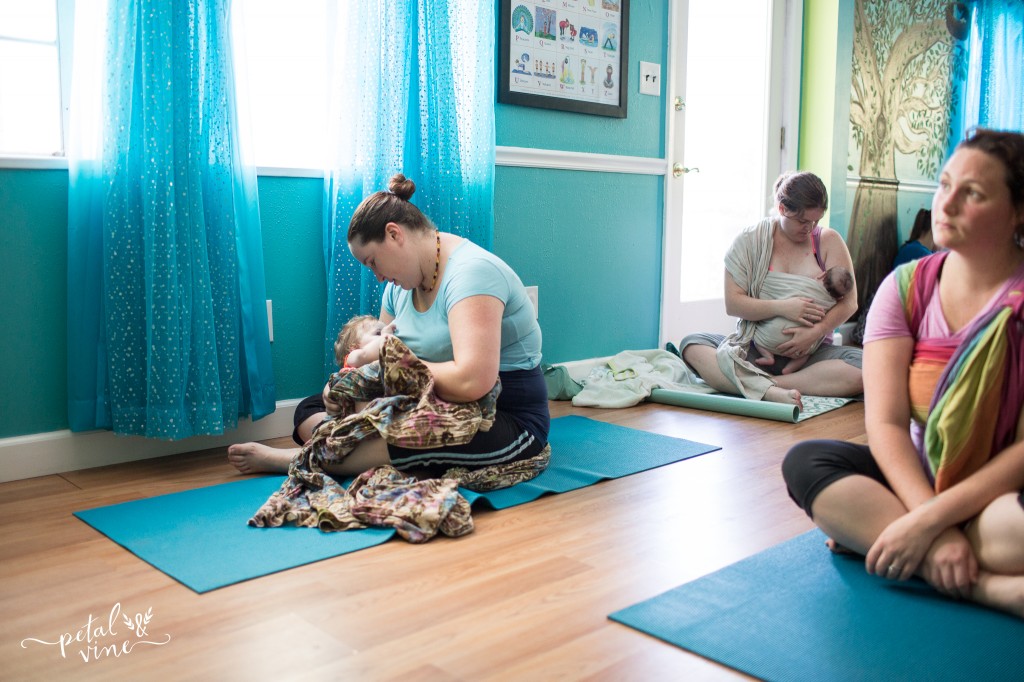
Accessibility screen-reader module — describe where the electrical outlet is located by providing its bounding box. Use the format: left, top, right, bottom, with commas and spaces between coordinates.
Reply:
266, 300, 273, 343
639, 61, 661, 96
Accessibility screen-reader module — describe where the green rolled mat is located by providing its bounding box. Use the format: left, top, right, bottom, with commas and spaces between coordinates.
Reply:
648, 388, 800, 422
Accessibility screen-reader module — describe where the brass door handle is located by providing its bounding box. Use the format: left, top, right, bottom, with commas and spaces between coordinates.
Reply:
672, 164, 699, 177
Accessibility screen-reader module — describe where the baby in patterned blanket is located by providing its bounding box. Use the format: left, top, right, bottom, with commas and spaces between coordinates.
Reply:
333, 314, 395, 369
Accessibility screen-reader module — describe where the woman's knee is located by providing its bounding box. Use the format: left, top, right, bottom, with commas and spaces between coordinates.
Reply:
782, 440, 825, 512
967, 493, 1024, 573
782, 439, 873, 516
681, 341, 715, 372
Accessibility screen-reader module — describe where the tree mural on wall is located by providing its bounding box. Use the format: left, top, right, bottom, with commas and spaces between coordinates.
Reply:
847, 0, 966, 314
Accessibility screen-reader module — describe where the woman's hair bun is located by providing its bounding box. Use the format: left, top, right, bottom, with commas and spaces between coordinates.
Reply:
388, 174, 416, 201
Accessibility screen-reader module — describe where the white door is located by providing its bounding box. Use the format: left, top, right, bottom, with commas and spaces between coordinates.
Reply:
660, 0, 802, 347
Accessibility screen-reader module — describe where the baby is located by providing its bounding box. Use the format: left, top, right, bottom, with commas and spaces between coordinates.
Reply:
333, 314, 394, 369
752, 265, 853, 374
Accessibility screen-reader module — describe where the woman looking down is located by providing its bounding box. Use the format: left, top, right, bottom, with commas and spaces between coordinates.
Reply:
229, 174, 550, 478
679, 171, 863, 409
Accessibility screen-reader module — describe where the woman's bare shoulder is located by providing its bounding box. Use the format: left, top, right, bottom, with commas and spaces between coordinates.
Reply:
818, 227, 854, 261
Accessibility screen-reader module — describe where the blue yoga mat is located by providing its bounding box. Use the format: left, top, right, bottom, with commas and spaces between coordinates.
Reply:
610, 530, 1024, 682
76, 416, 718, 593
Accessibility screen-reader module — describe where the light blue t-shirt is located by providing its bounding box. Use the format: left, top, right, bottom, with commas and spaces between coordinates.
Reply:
381, 240, 542, 370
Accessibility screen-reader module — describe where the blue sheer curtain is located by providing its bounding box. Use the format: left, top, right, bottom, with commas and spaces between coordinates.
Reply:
322, 0, 496, 377
960, 1, 1024, 132
67, 0, 276, 438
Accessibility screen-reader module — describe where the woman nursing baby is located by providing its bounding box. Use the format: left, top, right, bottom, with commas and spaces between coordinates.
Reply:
680, 171, 864, 409
752, 265, 853, 374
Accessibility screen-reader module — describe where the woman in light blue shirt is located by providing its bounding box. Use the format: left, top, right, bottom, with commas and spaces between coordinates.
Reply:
229, 174, 549, 477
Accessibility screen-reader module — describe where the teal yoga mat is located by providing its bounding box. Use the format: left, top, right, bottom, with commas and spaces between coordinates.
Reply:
609, 530, 1024, 681
648, 388, 854, 423
76, 416, 718, 593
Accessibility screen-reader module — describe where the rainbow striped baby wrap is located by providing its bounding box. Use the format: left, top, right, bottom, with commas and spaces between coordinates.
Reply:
897, 252, 1024, 492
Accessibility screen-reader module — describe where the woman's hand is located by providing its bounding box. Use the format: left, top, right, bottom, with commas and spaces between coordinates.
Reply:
322, 380, 342, 416
865, 504, 944, 582
919, 527, 978, 599
777, 296, 827, 326
776, 323, 824, 358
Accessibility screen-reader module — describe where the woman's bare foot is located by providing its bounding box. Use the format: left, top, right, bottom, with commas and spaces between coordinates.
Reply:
972, 572, 1024, 619
764, 386, 803, 410
825, 537, 856, 555
227, 442, 298, 474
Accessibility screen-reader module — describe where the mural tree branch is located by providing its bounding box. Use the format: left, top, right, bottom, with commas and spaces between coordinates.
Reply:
847, 0, 965, 315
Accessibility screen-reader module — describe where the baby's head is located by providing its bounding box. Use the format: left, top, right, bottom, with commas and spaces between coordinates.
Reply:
334, 315, 384, 367
821, 266, 853, 301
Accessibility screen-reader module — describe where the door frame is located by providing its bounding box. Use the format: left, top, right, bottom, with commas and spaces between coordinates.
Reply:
659, 0, 804, 347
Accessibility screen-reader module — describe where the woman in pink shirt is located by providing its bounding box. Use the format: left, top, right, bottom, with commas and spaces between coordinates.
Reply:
783, 128, 1024, 618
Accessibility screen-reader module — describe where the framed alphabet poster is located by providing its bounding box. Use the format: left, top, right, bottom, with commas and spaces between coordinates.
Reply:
498, 0, 629, 118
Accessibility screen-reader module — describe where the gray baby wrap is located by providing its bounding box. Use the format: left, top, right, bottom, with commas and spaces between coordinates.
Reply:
752, 271, 834, 354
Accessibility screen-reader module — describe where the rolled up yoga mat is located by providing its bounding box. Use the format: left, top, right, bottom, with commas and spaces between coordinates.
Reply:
648, 389, 854, 423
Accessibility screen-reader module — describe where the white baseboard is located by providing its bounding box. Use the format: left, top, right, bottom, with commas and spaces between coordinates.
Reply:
0, 399, 300, 483
1, 354, 624, 483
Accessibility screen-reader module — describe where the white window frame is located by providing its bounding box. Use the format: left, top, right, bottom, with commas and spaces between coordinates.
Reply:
0, 0, 323, 178
0, 0, 74, 169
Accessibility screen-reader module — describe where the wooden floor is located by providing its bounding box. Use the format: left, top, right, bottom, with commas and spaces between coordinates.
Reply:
0, 399, 867, 681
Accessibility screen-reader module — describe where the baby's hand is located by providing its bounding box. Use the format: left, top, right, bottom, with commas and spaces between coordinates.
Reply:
347, 336, 385, 368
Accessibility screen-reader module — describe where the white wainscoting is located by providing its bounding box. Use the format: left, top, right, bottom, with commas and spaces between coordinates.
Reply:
0, 399, 300, 483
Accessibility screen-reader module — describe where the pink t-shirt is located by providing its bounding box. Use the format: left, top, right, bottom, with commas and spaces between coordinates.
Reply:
864, 262, 1024, 345
863, 260, 1024, 450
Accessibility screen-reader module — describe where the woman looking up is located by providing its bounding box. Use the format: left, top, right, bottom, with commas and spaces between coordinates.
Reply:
783, 128, 1024, 618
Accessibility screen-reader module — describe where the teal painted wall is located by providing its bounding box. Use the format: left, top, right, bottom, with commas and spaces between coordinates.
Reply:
254, 176, 330, 403
0, 169, 69, 438
495, 0, 670, 363
0, 0, 669, 439
493, 168, 664, 364
495, 0, 667, 157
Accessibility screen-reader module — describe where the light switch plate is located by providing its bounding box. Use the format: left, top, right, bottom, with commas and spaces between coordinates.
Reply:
639, 61, 661, 96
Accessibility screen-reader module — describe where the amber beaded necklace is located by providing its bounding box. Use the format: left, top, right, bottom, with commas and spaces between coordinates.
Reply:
421, 229, 441, 292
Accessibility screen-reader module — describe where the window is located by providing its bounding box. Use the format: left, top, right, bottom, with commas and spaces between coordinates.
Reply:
0, 1, 330, 171
232, 1, 331, 170
0, 0, 71, 158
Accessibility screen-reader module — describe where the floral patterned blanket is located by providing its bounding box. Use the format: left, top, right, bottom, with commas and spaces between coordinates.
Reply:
249, 336, 549, 542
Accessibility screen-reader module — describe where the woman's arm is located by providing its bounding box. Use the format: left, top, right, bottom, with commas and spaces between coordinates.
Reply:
420, 295, 503, 402
724, 270, 825, 324
818, 228, 859, 328
863, 336, 936, 507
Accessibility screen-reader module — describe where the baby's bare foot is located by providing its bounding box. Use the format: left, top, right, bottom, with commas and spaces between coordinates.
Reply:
227, 442, 296, 474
